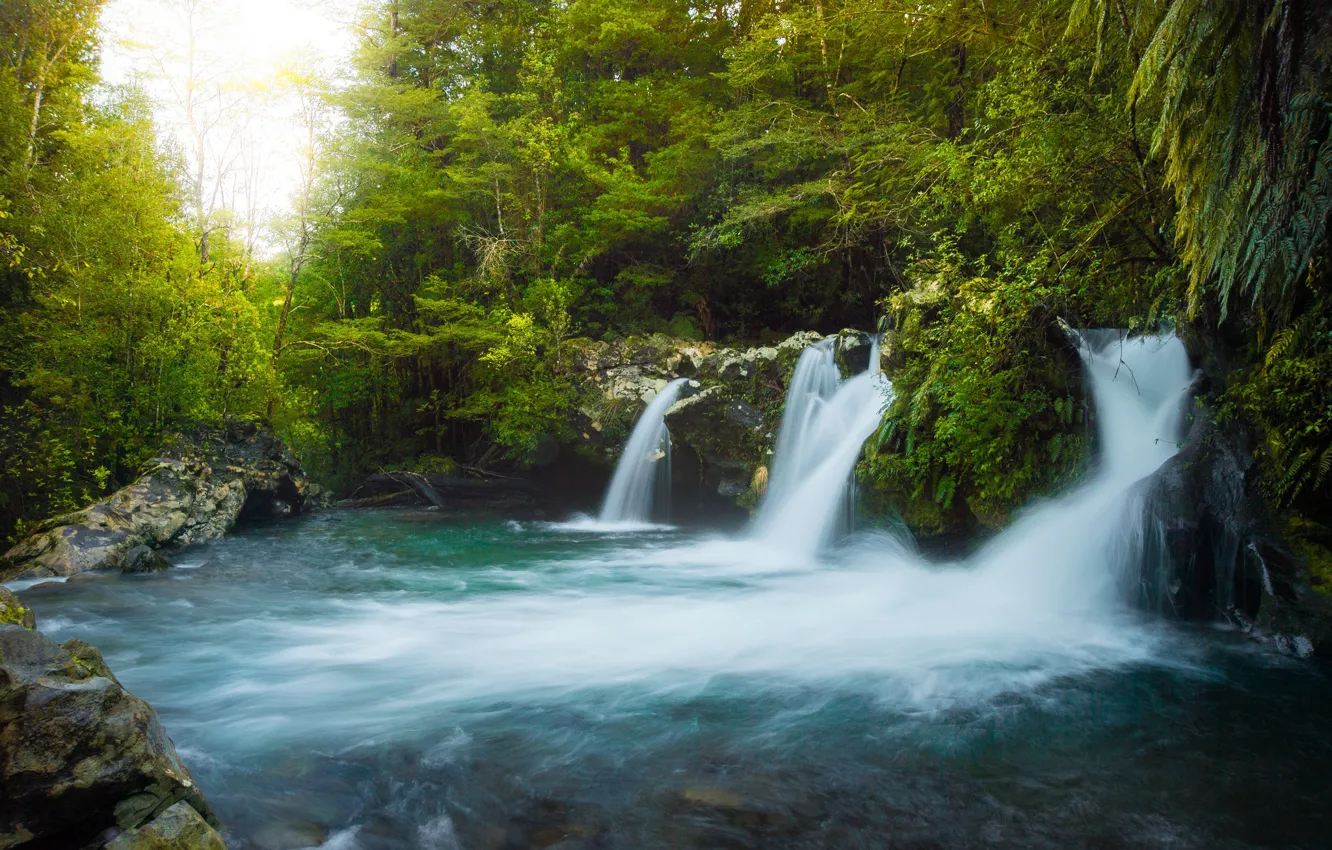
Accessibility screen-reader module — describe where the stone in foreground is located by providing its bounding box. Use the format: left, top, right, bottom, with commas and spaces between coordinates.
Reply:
0, 624, 215, 847
106, 801, 226, 850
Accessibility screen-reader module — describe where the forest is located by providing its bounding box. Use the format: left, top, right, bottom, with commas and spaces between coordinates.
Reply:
7, 2, 1332, 848
2, 0, 1330, 545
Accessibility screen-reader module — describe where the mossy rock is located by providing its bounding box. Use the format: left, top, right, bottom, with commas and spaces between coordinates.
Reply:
0, 587, 35, 630
0, 627, 217, 846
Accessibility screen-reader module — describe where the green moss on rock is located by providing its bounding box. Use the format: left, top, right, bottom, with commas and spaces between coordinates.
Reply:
0, 587, 35, 630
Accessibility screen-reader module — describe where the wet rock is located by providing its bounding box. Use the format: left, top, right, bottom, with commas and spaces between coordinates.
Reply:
105, 801, 225, 850
1139, 400, 1332, 654
0, 626, 216, 847
0, 587, 34, 630
717, 478, 747, 498
1, 420, 308, 583
123, 545, 171, 575
834, 329, 873, 376
563, 330, 839, 519
670, 786, 803, 840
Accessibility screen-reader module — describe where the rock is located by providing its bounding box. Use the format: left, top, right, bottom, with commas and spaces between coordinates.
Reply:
0, 588, 34, 630
717, 478, 746, 498
1, 420, 308, 583
563, 331, 842, 519
124, 545, 171, 575
1139, 401, 1332, 654
0, 626, 216, 847
106, 801, 225, 850
834, 328, 873, 376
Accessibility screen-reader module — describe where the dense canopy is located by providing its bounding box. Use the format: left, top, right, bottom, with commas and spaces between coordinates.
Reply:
2, 0, 1330, 543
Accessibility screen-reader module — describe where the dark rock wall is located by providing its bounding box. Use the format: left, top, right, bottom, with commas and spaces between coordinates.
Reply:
1135, 340, 1332, 655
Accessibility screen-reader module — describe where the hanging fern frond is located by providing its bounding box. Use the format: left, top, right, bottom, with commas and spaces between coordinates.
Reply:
1078, 0, 1332, 318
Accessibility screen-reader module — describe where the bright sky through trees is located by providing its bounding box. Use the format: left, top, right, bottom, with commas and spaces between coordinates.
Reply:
99, 0, 354, 242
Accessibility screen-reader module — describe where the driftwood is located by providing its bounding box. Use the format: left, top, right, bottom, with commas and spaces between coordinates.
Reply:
339, 472, 545, 512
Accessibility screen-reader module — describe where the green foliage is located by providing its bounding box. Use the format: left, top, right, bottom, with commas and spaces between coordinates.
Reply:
6, 0, 1332, 546
865, 259, 1088, 531
1222, 296, 1332, 508
0, 7, 276, 543
1073, 0, 1332, 316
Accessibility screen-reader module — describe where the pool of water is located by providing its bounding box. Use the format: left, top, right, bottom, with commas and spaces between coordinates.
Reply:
18, 509, 1332, 850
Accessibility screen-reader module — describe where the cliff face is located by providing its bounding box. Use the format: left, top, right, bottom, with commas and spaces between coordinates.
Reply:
1134, 328, 1332, 657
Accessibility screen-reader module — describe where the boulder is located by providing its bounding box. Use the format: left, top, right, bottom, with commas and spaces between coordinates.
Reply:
1138, 403, 1332, 654
106, 801, 226, 850
123, 545, 172, 575
0, 589, 34, 631
833, 329, 874, 376
0, 625, 216, 848
1, 420, 308, 582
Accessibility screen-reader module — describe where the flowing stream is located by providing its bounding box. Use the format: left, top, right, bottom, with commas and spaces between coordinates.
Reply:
11, 333, 1332, 849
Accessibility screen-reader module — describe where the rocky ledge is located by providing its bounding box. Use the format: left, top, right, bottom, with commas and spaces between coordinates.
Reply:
0, 588, 224, 849
1, 420, 309, 583
564, 329, 879, 517
338, 330, 881, 521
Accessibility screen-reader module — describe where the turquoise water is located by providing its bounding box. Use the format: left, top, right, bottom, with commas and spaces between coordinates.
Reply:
20, 509, 1332, 850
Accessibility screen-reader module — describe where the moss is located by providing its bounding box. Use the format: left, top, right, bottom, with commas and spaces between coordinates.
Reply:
0, 587, 34, 629
1283, 514, 1332, 595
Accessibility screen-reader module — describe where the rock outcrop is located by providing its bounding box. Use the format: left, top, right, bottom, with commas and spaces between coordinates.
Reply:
1138, 387, 1332, 656
336, 330, 880, 522
0, 589, 33, 631
564, 330, 876, 518
1, 420, 308, 582
0, 611, 217, 848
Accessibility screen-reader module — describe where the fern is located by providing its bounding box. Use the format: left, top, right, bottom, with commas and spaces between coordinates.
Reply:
1083, 0, 1332, 317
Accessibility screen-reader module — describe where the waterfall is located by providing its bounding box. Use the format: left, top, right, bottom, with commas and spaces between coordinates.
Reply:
868, 333, 882, 375
966, 331, 1193, 611
754, 336, 893, 555
598, 378, 689, 526
1067, 331, 1195, 608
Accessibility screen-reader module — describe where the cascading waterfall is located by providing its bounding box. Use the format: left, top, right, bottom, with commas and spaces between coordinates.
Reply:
961, 330, 1193, 613
597, 377, 689, 526
753, 336, 893, 555
27, 330, 1328, 850
763, 339, 841, 507
1068, 330, 1195, 609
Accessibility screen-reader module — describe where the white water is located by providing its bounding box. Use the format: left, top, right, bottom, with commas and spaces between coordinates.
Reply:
26, 330, 1322, 849
25, 332, 1198, 746
753, 336, 893, 555
596, 377, 689, 528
